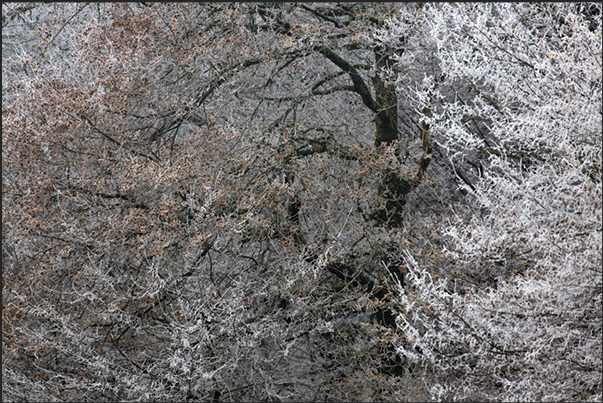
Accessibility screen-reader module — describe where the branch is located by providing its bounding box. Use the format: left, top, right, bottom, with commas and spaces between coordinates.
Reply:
79, 114, 161, 162
2, 3, 37, 28
310, 70, 348, 93
63, 184, 149, 210
42, 3, 90, 53
194, 58, 262, 108
414, 106, 433, 183
256, 4, 293, 35
326, 261, 374, 290
314, 45, 379, 113
299, 4, 344, 28
285, 137, 357, 161
311, 84, 356, 97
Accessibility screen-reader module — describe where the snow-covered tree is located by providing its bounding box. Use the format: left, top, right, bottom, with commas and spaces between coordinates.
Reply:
3, 3, 436, 401
379, 3, 602, 401
6, 2, 598, 401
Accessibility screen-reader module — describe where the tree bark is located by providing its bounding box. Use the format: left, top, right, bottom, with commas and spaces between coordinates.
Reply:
372, 46, 399, 148
373, 45, 410, 226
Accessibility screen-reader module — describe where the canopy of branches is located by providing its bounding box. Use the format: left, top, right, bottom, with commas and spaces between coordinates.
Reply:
3, 3, 601, 402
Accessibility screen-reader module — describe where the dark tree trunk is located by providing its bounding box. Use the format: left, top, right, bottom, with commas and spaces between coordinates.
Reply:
373, 45, 410, 226
373, 46, 399, 148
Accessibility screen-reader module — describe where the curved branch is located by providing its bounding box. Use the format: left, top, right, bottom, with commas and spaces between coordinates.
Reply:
194, 58, 262, 108
299, 4, 344, 28
311, 84, 356, 97
314, 45, 379, 113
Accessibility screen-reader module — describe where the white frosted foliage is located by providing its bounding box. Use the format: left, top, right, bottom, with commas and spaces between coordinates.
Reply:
382, 3, 602, 401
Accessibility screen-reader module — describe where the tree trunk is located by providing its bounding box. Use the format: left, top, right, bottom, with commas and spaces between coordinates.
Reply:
373, 45, 410, 226
373, 46, 399, 148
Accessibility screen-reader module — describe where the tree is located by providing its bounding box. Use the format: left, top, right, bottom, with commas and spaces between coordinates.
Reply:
7, 3, 597, 401
3, 3, 437, 401
378, 3, 602, 401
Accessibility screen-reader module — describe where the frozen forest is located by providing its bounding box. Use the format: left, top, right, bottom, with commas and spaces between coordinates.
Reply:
2, 3, 601, 402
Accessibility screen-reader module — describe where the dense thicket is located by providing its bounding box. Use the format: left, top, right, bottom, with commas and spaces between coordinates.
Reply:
3, 3, 601, 402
